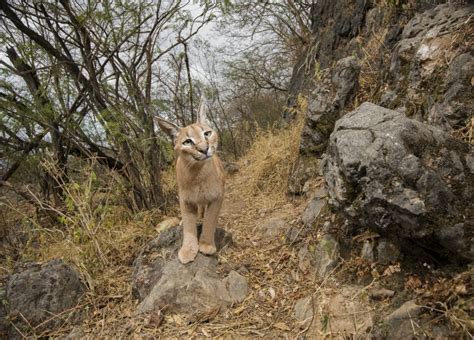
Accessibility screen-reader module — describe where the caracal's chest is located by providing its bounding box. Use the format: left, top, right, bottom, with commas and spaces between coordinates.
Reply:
176, 156, 224, 205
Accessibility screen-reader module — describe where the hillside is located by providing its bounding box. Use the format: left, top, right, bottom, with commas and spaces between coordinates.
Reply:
1, 0, 473, 339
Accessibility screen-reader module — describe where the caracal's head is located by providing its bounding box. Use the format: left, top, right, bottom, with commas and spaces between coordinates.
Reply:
155, 100, 218, 163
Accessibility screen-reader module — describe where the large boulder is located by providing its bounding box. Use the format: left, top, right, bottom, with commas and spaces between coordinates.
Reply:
6, 259, 86, 335
133, 225, 248, 316
323, 102, 473, 261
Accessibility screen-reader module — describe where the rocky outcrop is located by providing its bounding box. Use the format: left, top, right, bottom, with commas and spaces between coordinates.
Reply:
133, 225, 248, 316
300, 56, 361, 154
323, 102, 473, 261
384, 4, 473, 130
6, 259, 85, 335
289, 2, 473, 156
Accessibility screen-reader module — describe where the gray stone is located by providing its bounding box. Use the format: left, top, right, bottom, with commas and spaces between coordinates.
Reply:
301, 197, 327, 227
299, 57, 360, 154
6, 259, 85, 333
288, 157, 319, 195
136, 255, 248, 315
323, 102, 473, 261
379, 300, 423, 339
223, 270, 248, 303
132, 225, 232, 300
293, 296, 313, 329
361, 240, 375, 262
297, 235, 340, 279
314, 235, 340, 278
332, 56, 360, 108
376, 240, 400, 265
285, 226, 304, 244
133, 226, 247, 316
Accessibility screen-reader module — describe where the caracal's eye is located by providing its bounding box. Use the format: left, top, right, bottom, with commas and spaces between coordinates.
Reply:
204, 131, 212, 138
183, 139, 194, 146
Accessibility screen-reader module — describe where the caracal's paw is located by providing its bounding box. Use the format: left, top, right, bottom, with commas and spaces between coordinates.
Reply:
199, 242, 217, 255
178, 244, 199, 264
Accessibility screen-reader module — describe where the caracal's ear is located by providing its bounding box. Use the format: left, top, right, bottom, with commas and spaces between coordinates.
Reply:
154, 117, 180, 139
197, 94, 209, 125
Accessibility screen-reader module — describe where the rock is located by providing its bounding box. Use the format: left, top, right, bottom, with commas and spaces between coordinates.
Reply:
321, 221, 331, 233
297, 235, 340, 279
378, 300, 422, 339
132, 226, 246, 316
258, 217, 288, 237
298, 244, 313, 274
387, 4, 474, 130
285, 226, 306, 244
376, 300, 459, 339
314, 235, 340, 278
332, 56, 361, 108
299, 57, 360, 154
132, 224, 232, 300
301, 192, 327, 227
6, 259, 85, 334
376, 239, 400, 265
223, 270, 249, 303
288, 157, 319, 194
323, 102, 473, 261
136, 255, 247, 315
361, 240, 375, 262
293, 296, 313, 329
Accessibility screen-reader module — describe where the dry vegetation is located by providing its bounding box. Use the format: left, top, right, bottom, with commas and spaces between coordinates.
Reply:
1, 97, 472, 339
0, 99, 308, 338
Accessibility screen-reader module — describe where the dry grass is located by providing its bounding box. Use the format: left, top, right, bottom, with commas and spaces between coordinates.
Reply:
354, 22, 390, 106
453, 114, 474, 145
232, 96, 307, 208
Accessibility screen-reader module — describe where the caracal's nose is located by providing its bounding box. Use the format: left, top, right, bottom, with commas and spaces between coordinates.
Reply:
197, 145, 208, 155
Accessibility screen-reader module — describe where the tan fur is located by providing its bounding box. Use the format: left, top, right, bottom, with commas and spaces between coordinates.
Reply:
156, 110, 225, 264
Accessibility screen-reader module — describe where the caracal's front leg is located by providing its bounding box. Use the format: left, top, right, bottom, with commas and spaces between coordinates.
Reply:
178, 202, 199, 264
199, 197, 223, 255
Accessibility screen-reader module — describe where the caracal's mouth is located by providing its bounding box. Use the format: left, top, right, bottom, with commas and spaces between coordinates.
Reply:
193, 154, 212, 161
